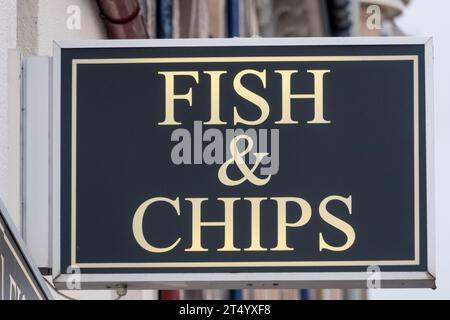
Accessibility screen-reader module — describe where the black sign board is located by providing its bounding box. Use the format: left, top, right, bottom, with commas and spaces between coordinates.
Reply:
53, 38, 435, 289
0, 199, 52, 299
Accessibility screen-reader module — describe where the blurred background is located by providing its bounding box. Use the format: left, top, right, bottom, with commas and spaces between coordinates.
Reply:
0, 0, 448, 300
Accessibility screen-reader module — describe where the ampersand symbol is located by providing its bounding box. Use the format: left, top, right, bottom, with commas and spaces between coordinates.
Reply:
218, 135, 271, 186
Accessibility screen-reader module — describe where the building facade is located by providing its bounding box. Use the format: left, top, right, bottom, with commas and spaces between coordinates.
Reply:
0, 0, 409, 300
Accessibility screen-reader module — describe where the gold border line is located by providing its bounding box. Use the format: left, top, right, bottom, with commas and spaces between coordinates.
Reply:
413, 56, 420, 263
71, 61, 77, 266
70, 55, 420, 268
72, 56, 418, 64
75, 260, 419, 269
0, 222, 44, 299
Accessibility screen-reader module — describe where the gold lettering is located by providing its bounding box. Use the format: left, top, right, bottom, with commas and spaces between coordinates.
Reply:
233, 69, 270, 126
319, 195, 355, 252
158, 71, 199, 125
275, 69, 331, 124
204, 71, 227, 125
271, 197, 312, 251
132, 197, 181, 253
243, 197, 268, 251
185, 197, 240, 252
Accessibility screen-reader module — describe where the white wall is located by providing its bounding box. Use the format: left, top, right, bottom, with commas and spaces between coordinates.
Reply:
0, 0, 18, 225
37, 0, 106, 55
1, 0, 157, 300
17, 0, 106, 56
1, 0, 107, 224
370, 0, 450, 300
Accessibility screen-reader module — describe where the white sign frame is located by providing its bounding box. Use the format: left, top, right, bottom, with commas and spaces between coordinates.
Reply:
51, 37, 435, 290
